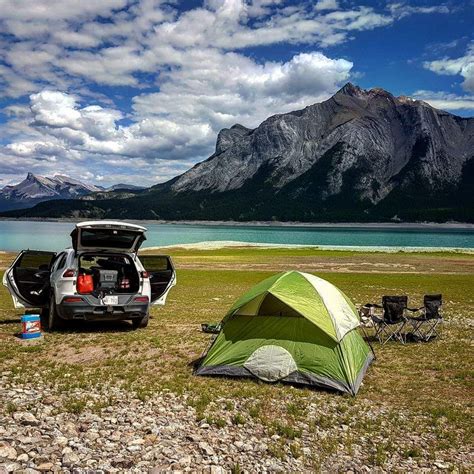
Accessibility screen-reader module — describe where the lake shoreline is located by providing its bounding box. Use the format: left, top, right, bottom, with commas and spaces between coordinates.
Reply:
142, 241, 474, 254
0, 217, 473, 230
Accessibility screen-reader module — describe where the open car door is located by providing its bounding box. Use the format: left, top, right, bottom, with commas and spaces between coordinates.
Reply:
139, 255, 176, 305
3, 250, 56, 309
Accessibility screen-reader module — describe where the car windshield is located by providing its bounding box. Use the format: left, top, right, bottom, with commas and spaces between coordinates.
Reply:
80, 229, 139, 249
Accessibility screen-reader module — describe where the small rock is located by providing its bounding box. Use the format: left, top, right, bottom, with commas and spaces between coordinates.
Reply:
17, 453, 29, 463
1, 462, 21, 472
37, 462, 54, 472
210, 466, 225, 474
62, 452, 80, 466
179, 455, 192, 465
13, 412, 39, 426
0, 443, 17, 460
199, 442, 215, 456
127, 445, 141, 453
54, 436, 68, 447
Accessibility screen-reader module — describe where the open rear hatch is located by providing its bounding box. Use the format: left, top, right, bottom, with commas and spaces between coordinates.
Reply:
71, 221, 147, 253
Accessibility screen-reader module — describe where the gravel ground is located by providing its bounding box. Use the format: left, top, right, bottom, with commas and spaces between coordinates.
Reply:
1, 374, 472, 473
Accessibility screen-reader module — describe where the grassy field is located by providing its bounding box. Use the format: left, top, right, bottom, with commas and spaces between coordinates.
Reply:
0, 247, 473, 469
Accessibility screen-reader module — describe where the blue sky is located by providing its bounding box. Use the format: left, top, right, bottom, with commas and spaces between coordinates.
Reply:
0, 0, 473, 187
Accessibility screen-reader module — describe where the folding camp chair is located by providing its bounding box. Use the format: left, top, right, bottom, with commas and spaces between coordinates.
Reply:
371, 296, 412, 344
358, 303, 379, 327
407, 294, 443, 342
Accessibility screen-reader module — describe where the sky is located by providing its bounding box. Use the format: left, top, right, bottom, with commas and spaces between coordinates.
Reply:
0, 0, 473, 188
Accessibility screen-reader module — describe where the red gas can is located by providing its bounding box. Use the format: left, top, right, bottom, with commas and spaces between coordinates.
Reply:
77, 274, 94, 294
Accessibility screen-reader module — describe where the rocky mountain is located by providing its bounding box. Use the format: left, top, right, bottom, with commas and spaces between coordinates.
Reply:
0, 174, 149, 211
107, 183, 146, 191
3, 84, 474, 222
0, 173, 104, 211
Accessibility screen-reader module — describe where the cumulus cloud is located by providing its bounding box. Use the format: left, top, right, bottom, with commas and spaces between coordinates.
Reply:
3, 51, 351, 187
314, 0, 339, 11
133, 50, 352, 131
424, 43, 474, 93
412, 90, 474, 112
0, 0, 459, 186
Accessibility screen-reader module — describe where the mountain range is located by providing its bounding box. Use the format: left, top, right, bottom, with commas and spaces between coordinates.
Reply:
3, 84, 473, 222
0, 173, 144, 211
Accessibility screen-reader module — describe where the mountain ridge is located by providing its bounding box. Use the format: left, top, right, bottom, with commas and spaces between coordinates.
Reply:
3, 83, 474, 222
0, 174, 144, 211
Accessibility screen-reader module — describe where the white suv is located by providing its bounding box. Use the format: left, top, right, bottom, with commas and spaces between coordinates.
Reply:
3, 221, 176, 330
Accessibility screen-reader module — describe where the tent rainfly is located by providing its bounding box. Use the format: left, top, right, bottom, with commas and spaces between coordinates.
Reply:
195, 271, 373, 395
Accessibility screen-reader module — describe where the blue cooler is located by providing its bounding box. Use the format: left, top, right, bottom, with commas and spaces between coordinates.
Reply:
21, 314, 41, 339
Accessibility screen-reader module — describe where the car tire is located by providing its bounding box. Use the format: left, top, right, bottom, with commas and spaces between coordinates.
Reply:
48, 294, 66, 331
132, 311, 149, 329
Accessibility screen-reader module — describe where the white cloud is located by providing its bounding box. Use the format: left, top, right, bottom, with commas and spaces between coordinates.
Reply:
388, 2, 449, 19
0, 0, 448, 97
132, 50, 352, 130
0, 0, 461, 187
412, 90, 474, 111
424, 43, 474, 93
314, 0, 339, 11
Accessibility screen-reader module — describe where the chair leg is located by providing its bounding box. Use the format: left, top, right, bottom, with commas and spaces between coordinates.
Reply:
421, 320, 441, 341
375, 323, 391, 345
411, 320, 424, 340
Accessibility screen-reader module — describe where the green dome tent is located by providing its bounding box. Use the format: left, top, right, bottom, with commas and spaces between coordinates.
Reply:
196, 271, 374, 395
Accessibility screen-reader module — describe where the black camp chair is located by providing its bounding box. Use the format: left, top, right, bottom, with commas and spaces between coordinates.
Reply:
406, 294, 443, 342
371, 296, 417, 344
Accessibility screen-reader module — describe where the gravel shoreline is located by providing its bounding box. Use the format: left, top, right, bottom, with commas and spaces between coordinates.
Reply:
1, 376, 471, 472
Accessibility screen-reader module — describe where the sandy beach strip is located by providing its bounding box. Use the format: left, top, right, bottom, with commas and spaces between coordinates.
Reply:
141, 240, 474, 254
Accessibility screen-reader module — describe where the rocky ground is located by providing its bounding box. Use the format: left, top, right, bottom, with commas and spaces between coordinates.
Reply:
1, 374, 471, 473
1, 248, 472, 472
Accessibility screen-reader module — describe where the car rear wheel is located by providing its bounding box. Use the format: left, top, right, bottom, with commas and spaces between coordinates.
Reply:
132, 311, 149, 329
48, 294, 66, 331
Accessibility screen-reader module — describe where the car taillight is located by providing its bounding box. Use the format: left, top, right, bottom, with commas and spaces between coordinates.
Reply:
134, 296, 149, 302
63, 297, 83, 303
63, 269, 75, 277
141, 271, 149, 279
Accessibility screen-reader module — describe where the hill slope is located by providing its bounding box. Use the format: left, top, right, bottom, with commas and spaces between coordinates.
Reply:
3, 84, 474, 222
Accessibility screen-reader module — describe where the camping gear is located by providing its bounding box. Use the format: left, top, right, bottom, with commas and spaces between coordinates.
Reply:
371, 296, 407, 344
201, 323, 221, 334
77, 274, 94, 294
21, 314, 41, 339
96, 269, 119, 290
371, 296, 419, 344
358, 303, 379, 326
118, 277, 131, 290
195, 271, 373, 395
407, 294, 443, 341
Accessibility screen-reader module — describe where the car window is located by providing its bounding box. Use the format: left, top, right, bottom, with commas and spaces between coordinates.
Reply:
57, 254, 67, 270
18, 251, 55, 270
52, 253, 67, 272
80, 229, 140, 249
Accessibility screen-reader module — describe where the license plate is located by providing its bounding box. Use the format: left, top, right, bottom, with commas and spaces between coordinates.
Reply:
103, 295, 118, 305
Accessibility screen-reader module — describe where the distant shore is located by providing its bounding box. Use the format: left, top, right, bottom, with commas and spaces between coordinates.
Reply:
0, 217, 473, 230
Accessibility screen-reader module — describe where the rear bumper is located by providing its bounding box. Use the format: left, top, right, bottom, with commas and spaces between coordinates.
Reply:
57, 298, 148, 321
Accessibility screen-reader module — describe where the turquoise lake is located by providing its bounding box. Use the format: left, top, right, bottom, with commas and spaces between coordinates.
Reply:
0, 220, 472, 252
